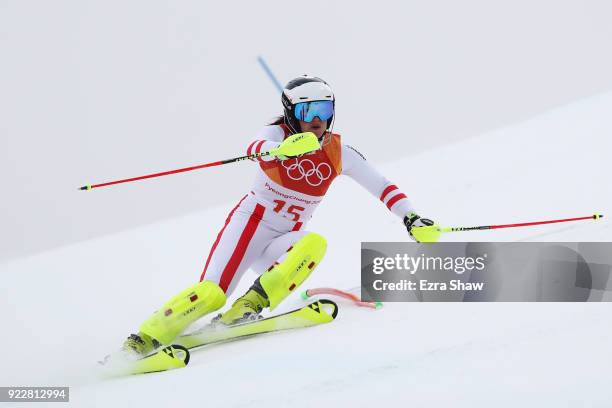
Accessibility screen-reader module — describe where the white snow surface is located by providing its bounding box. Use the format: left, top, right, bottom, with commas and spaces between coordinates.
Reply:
1, 92, 610, 407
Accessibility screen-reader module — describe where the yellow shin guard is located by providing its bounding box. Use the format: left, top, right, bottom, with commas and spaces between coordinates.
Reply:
139, 280, 226, 345
260, 232, 327, 311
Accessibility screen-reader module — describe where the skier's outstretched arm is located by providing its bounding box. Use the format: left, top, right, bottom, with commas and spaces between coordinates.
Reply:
341, 145, 441, 242
246, 126, 320, 161
246, 126, 284, 162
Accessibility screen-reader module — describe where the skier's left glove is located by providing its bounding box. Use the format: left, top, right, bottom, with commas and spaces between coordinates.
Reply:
404, 212, 441, 243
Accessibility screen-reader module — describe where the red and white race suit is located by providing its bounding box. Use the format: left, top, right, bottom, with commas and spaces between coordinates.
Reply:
200, 124, 414, 295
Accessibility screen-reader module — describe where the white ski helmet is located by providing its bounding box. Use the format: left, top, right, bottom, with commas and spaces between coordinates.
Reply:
281, 75, 335, 134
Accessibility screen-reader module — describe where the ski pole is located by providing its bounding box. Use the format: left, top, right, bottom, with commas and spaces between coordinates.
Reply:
440, 213, 603, 234
79, 132, 319, 191
79, 150, 272, 191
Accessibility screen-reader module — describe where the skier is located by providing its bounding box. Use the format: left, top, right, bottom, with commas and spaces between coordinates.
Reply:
123, 75, 441, 355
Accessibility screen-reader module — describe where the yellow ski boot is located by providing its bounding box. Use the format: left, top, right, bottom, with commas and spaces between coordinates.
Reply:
122, 332, 160, 356
123, 280, 226, 356
216, 232, 328, 325
215, 280, 270, 325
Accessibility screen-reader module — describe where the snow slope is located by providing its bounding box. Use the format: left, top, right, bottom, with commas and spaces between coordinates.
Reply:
0, 92, 610, 407
4, 0, 612, 262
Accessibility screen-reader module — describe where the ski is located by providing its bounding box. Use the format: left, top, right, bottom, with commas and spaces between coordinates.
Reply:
99, 344, 190, 377
175, 298, 338, 350
104, 299, 338, 376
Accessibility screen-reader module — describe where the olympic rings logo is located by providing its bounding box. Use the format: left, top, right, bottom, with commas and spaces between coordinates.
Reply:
281, 158, 332, 187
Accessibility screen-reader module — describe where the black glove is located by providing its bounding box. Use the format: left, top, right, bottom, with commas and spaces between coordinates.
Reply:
404, 212, 439, 243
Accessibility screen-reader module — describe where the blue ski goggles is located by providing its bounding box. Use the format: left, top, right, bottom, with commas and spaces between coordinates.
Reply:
293, 100, 334, 122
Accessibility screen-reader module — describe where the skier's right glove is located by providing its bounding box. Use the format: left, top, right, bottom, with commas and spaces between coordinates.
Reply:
269, 132, 321, 161
404, 212, 441, 243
